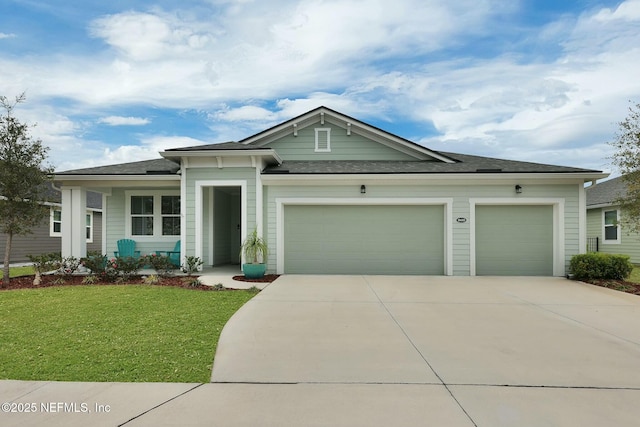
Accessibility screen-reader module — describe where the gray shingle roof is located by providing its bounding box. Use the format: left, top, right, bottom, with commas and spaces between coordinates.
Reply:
263, 153, 600, 175
56, 158, 180, 175
586, 175, 627, 206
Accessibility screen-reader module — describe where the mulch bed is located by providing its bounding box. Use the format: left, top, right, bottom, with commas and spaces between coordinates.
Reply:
1, 273, 279, 291
582, 279, 640, 295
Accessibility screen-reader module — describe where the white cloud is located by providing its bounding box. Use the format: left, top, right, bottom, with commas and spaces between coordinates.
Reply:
2, 0, 640, 173
98, 116, 151, 126
0, 33, 16, 39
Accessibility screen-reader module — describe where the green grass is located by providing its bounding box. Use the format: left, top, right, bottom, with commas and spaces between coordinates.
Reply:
628, 266, 640, 283
0, 285, 257, 383
0, 265, 35, 279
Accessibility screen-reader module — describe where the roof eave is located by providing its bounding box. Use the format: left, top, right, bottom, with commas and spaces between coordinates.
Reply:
261, 171, 609, 182
160, 149, 282, 164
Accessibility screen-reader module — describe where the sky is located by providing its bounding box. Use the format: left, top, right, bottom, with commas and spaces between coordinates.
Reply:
1, 0, 640, 175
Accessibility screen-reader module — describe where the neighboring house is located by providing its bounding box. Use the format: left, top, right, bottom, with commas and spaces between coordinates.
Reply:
0, 183, 103, 264
54, 107, 606, 276
586, 175, 640, 263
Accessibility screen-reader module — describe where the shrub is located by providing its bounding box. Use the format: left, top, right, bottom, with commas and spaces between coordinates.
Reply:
27, 252, 61, 286
569, 253, 634, 280
144, 254, 176, 277
184, 256, 203, 276
81, 252, 108, 276
110, 257, 143, 282
58, 256, 81, 278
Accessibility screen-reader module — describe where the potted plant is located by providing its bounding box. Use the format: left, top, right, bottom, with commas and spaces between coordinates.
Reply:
240, 228, 268, 279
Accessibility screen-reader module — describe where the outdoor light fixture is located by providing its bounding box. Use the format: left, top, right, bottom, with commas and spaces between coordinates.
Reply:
360, 185, 366, 194
515, 184, 522, 194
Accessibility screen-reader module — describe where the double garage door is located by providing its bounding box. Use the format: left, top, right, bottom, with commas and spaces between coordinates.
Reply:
284, 205, 445, 275
282, 204, 554, 276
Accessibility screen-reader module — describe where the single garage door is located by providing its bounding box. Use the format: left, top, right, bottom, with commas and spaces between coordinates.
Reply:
284, 205, 444, 275
475, 205, 553, 276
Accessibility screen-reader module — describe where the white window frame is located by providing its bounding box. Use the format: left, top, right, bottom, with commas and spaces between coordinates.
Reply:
602, 208, 621, 244
314, 128, 331, 152
50, 207, 94, 243
125, 190, 181, 242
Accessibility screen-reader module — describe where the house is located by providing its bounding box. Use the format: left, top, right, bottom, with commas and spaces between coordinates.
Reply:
53, 107, 606, 276
586, 175, 640, 263
0, 182, 103, 264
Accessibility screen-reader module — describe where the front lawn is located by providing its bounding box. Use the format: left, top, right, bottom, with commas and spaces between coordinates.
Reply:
0, 285, 257, 382
0, 265, 35, 279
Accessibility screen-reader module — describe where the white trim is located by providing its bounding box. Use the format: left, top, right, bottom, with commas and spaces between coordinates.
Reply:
469, 198, 565, 276
602, 208, 621, 245
195, 180, 247, 268
578, 183, 586, 254
255, 161, 263, 236
275, 197, 453, 275
102, 194, 108, 255
314, 127, 331, 152
125, 190, 181, 242
180, 164, 187, 267
208, 187, 214, 265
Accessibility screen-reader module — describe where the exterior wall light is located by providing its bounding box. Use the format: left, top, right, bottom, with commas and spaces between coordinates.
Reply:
515, 184, 522, 194
360, 185, 366, 194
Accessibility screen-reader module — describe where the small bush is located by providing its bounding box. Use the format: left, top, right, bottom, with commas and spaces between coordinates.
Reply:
110, 257, 143, 282
184, 256, 203, 276
143, 254, 176, 277
81, 252, 108, 276
569, 253, 634, 280
143, 274, 161, 285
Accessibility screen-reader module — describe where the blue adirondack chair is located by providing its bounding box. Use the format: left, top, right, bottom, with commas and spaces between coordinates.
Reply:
114, 239, 141, 259
156, 240, 181, 267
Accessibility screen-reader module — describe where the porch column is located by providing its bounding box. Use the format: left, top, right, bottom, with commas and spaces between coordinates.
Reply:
61, 186, 87, 259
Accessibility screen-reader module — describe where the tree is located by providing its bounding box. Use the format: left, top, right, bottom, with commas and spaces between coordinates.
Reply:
0, 93, 53, 286
608, 101, 640, 233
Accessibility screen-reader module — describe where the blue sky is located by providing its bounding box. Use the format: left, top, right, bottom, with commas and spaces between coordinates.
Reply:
1, 0, 639, 174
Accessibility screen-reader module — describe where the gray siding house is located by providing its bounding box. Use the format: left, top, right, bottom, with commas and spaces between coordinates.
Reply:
586, 175, 640, 263
0, 184, 103, 264
54, 107, 605, 276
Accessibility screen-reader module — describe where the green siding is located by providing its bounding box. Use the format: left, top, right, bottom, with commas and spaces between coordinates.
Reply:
476, 205, 554, 276
105, 188, 180, 257
587, 206, 640, 263
267, 123, 418, 161
284, 205, 444, 274
265, 183, 581, 276
184, 167, 256, 263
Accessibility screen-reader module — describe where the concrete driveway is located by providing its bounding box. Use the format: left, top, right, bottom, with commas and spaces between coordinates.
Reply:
203, 275, 640, 426
2, 275, 640, 426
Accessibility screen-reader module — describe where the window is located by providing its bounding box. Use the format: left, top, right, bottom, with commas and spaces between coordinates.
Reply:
131, 195, 154, 236
51, 209, 62, 234
86, 213, 93, 242
603, 209, 620, 244
161, 195, 181, 236
50, 207, 94, 243
126, 191, 181, 240
315, 128, 331, 152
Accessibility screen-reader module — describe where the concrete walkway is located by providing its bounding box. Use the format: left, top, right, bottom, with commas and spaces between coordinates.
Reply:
2, 276, 640, 426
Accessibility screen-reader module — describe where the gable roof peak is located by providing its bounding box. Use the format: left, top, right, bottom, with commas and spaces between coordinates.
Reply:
240, 106, 457, 163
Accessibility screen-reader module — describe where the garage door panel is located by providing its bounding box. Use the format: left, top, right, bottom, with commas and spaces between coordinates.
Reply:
476, 205, 553, 276
284, 205, 444, 275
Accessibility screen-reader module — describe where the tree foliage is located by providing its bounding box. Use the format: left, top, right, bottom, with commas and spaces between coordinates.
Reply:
608, 101, 640, 233
0, 93, 53, 285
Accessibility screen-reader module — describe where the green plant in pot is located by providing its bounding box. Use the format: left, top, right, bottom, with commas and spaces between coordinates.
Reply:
240, 228, 268, 279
